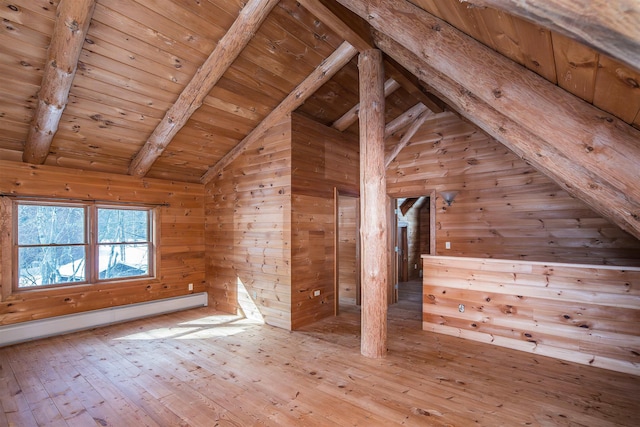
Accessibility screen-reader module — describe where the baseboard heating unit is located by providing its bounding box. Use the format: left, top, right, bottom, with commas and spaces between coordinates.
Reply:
0, 292, 208, 347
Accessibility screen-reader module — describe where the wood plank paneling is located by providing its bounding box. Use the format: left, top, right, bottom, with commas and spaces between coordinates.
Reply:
337, 194, 358, 305
0, 160, 205, 326
291, 113, 359, 329
205, 117, 292, 329
422, 255, 640, 375
387, 114, 640, 266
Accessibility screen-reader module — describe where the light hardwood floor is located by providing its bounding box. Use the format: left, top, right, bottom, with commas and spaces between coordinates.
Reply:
1, 284, 638, 426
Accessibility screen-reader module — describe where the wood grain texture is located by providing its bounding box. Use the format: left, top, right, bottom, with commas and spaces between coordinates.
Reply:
459, 0, 640, 72
339, 0, 640, 240
386, 113, 640, 266
0, 160, 205, 326
337, 194, 358, 305
374, 31, 640, 241
358, 49, 388, 358
128, 0, 280, 177
422, 255, 640, 375
205, 117, 292, 329
23, 0, 96, 165
2, 302, 638, 425
291, 114, 359, 328
201, 41, 358, 184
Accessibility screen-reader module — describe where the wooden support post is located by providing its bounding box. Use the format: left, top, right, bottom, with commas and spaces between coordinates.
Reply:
358, 49, 387, 359
337, 0, 640, 240
332, 78, 401, 132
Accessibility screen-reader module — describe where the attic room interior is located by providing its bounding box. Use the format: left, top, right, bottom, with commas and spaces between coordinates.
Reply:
0, 0, 639, 425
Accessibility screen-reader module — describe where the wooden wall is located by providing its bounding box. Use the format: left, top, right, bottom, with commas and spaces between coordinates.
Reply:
422, 255, 640, 375
205, 113, 358, 330
387, 113, 640, 266
337, 194, 358, 305
204, 117, 292, 330
0, 160, 205, 326
291, 113, 359, 329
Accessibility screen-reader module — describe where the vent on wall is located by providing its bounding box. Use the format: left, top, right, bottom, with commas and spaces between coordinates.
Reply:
0, 292, 208, 347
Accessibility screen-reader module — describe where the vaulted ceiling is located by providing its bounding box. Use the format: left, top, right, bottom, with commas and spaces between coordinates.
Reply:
0, 0, 639, 236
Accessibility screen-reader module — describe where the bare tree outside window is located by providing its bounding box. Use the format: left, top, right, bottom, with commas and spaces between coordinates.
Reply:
15, 201, 153, 289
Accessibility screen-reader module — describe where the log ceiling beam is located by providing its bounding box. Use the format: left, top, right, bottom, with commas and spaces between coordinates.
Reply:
384, 109, 432, 168
201, 41, 358, 184
384, 103, 428, 138
128, 0, 279, 177
332, 78, 401, 131
23, 0, 96, 165
336, 0, 640, 240
383, 60, 445, 113
461, 0, 640, 72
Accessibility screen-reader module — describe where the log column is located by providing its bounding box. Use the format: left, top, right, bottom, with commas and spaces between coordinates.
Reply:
358, 49, 388, 358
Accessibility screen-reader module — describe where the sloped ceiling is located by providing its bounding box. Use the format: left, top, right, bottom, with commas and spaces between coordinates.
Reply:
0, 0, 639, 236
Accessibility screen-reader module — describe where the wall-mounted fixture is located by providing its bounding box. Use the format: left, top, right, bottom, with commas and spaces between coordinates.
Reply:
440, 190, 458, 207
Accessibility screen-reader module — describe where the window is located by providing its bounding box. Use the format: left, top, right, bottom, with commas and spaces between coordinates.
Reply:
15, 200, 154, 290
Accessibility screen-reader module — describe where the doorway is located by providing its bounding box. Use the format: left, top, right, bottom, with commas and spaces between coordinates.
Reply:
334, 190, 360, 315
393, 193, 435, 307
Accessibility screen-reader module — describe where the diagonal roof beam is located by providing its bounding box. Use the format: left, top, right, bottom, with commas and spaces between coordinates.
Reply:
385, 109, 432, 168
384, 103, 428, 138
461, 0, 640, 72
23, 0, 96, 165
128, 0, 280, 177
337, 0, 640, 239
332, 78, 401, 131
201, 41, 358, 184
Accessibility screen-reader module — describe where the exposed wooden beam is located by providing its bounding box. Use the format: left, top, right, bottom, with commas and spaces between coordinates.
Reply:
384, 110, 431, 168
332, 78, 401, 131
461, 0, 640, 72
384, 60, 445, 113
23, 0, 96, 165
376, 31, 640, 240
358, 49, 388, 359
336, 0, 640, 239
201, 41, 358, 184
384, 103, 428, 138
297, 0, 372, 52
128, 0, 279, 177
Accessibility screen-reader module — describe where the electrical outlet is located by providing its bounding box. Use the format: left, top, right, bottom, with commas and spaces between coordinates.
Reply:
445, 241, 451, 249
313, 290, 321, 297
458, 304, 465, 313
188, 283, 193, 291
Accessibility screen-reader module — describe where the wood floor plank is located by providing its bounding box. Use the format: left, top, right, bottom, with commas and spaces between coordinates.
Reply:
0, 286, 638, 426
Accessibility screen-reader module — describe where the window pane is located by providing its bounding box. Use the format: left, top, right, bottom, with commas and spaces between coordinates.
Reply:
18, 205, 85, 245
98, 208, 149, 243
98, 244, 149, 279
18, 246, 86, 287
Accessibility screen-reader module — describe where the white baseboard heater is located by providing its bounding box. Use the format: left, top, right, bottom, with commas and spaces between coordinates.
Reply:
0, 292, 208, 347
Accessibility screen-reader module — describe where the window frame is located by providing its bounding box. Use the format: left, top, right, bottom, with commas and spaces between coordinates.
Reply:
11, 198, 157, 292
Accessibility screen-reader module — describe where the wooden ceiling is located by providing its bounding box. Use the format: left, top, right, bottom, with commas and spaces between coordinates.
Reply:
0, 0, 639, 232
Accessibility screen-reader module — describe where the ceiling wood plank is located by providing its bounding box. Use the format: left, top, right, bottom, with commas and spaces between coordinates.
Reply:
201, 41, 358, 184
337, 0, 640, 239
22, 0, 96, 165
128, 0, 280, 177
385, 110, 432, 168
460, 0, 640, 72
298, 0, 372, 51
332, 78, 401, 131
